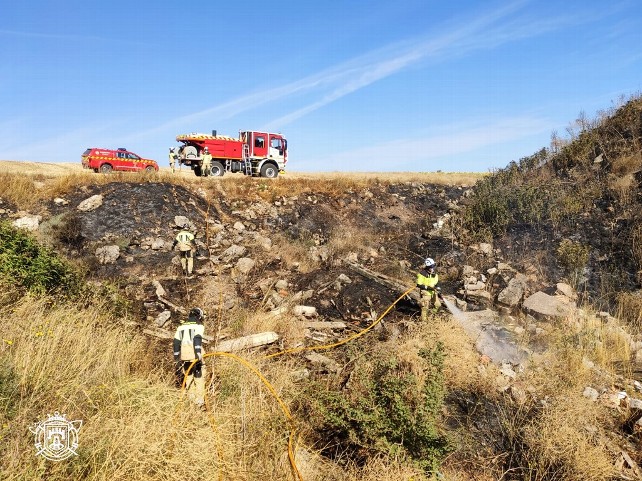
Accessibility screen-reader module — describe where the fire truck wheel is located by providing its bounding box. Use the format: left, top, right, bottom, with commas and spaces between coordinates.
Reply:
210, 161, 224, 177
99, 163, 113, 174
260, 164, 278, 178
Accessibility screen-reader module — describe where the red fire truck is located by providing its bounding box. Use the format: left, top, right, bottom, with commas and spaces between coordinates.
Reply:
175, 130, 287, 178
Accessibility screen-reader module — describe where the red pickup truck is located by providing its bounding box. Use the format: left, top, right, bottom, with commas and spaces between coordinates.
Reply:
81, 147, 158, 173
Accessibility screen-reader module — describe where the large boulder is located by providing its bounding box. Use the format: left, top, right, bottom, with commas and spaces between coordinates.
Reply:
522, 291, 575, 321
497, 277, 526, 308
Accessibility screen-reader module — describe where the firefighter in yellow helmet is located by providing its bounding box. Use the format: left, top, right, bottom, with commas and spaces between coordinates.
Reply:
201, 147, 212, 177
416, 257, 442, 321
172, 224, 196, 276
173, 307, 206, 405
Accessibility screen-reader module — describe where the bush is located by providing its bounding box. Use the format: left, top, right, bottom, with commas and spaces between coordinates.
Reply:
297, 343, 452, 473
0, 221, 82, 296
556, 239, 590, 287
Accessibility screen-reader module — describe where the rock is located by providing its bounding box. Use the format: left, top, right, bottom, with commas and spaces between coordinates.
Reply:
478, 243, 493, 255
236, 257, 255, 274
151, 280, 166, 297
155, 310, 171, 327
174, 216, 190, 228
309, 246, 330, 262
292, 305, 318, 318
233, 221, 246, 232
497, 277, 525, 308
500, 363, 517, 379
556, 282, 577, 300
465, 281, 486, 292
462, 265, 475, 277
629, 398, 642, 410
275, 279, 289, 290
150, 238, 166, 250
53, 197, 69, 206
220, 244, 246, 262
77, 194, 103, 212
12, 215, 41, 231
509, 385, 527, 404
522, 291, 575, 321
95, 245, 120, 264
291, 368, 310, 382
304, 352, 339, 372
293, 305, 318, 318
583, 386, 599, 401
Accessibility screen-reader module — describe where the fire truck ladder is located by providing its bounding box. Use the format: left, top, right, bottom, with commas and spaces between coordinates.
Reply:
242, 143, 252, 176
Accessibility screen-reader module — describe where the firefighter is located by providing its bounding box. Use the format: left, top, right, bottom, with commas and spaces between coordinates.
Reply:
173, 307, 206, 405
169, 147, 177, 173
416, 257, 442, 321
202, 147, 212, 176
172, 224, 196, 276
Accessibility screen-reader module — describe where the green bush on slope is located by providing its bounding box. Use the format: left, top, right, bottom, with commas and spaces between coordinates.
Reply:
297, 342, 452, 473
0, 221, 82, 296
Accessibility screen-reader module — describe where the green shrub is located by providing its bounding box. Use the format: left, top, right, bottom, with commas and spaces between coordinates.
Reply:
297, 343, 452, 473
0, 221, 82, 296
556, 239, 590, 287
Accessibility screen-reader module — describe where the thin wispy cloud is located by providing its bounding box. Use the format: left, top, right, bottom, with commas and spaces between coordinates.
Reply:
299, 115, 551, 171
132, 2, 528, 138
262, 1, 597, 130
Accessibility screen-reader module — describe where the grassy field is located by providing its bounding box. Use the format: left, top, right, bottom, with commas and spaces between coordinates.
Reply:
0, 160, 486, 185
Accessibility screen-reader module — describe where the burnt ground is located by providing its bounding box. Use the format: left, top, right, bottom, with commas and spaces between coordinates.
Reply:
10, 179, 469, 327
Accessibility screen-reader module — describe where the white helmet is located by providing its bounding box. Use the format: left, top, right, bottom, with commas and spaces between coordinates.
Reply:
424, 257, 436, 269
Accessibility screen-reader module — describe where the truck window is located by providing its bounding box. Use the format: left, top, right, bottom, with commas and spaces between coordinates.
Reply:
270, 138, 282, 149
255, 136, 265, 148
127, 153, 140, 160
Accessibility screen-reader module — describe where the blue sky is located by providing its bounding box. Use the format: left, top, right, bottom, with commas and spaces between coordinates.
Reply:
1, 1, 640, 172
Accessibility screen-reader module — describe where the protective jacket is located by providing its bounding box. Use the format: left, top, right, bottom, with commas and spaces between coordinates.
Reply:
173, 321, 204, 361
173, 230, 195, 252
416, 269, 439, 291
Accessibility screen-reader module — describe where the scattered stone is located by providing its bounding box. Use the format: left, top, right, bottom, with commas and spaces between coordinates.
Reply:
304, 352, 339, 372
95, 245, 120, 264
291, 368, 310, 382
77, 194, 103, 212
53, 197, 69, 206
583, 386, 599, 401
233, 221, 246, 232
150, 238, 166, 250
236, 257, 255, 274
556, 282, 577, 300
155, 310, 171, 327
151, 280, 166, 297
220, 244, 247, 262
293, 305, 318, 318
174, 216, 190, 228
12, 215, 41, 231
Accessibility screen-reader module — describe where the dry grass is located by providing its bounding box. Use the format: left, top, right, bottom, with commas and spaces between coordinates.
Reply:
521, 398, 616, 481
0, 295, 318, 480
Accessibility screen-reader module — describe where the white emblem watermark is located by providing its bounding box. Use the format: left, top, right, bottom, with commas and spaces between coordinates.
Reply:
30, 412, 82, 461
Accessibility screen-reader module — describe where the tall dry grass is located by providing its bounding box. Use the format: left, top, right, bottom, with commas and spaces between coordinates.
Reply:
0, 296, 322, 481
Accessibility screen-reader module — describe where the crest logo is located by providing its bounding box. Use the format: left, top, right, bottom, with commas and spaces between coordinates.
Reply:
30, 412, 82, 461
